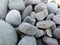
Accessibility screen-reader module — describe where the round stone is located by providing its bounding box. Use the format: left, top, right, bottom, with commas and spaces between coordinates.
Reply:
18, 36, 36, 45
34, 3, 47, 12
5, 10, 21, 26
36, 20, 55, 29
18, 23, 38, 35
8, 0, 25, 10
43, 37, 58, 45
47, 2, 58, 13
53, 15, 60, 24
0, 19, 18, 45
22, 5, 32, 20
40, 0, 48, 4
53, 28, 60, 39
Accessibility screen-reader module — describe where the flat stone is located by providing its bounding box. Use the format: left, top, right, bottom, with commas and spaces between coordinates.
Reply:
35, 29, 44, 38
45, 29, 52, 37
43, 37, 58, 45
56, 8, 60, 15
47, 2, 58, 13
18, 23, 38, 35
0, 0, 8, 18
18, 35, 36, 45
53, 15, 60, 24
36, 20, 55, 29
8, 0, 25, 10
46, 13, 55, 20
0, 19, 18, 45
53, 28, 60, 39
23, 16, 36, 25
5, 10, 21, 26
22, 5, 32, 20
24, 0, 41, 5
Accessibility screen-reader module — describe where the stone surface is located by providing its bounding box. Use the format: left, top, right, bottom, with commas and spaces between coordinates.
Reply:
53, 28, 60, 39
18, 36, 36, 45
45, 29, 52, 37
5, 10, 21, 26
18, 23, 38, 35
56, 8, 60, 15
35, 29, 44, 38
30, 12, 36, 19
8, 0, 25, 10
40, 0, 48, 4
0, 19, 18, 45
47, 2, 58, 13
34, 3, 47, 12
53, 15, 60, 24
24, 0, 41, 5
22, 5, 32, 20
35, 12, 45, 21
43, 37, 58, 45
36, 20, 55, 29
0, 0, 8, 18
46, 13, 55, 20
23, 16, 36, 25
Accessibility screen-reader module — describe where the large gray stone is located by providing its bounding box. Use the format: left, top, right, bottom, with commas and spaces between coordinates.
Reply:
43, 37, 58, 45
22, 5, 32, 20
0, 20, 18, 45
53, 28, 60, 39
8, 0, 25, 10
18, 23, 38, 35
56, 8, 60, 15
36, 20, 55, 29
47, 2, 58, 13
23, 16, 36, 25
5, 10, 21, 26
0, 0, 8, 18
18, 36, 36, 45
53, 15, 60, 24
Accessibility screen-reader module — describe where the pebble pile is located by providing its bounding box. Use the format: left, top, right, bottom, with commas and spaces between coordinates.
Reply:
0, 0, 60, 45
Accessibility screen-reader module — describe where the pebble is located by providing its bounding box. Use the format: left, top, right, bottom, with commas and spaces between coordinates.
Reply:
5, 10, 21, 26
24, 0, 41, 5
47, 2, 58, 13
46, 13, 55, 20
22, 5, 32, 20
30, 12, 36, 19
8, 0, 25, 10
23, 16, 36, 25
0, 0, 8, 18
0, 19, 18, 45
53, 15, 60, 24
18, 36, 36, 45
53, 28, 60, 39
35, 29, 44, 38
34, 3, 47, 12
43, 37, 58, 45
45, 29, 52, 37
56, 8, 60, 15
18, 23, 38, 35
36, 20, 55, 29
35, 12, 45, 21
